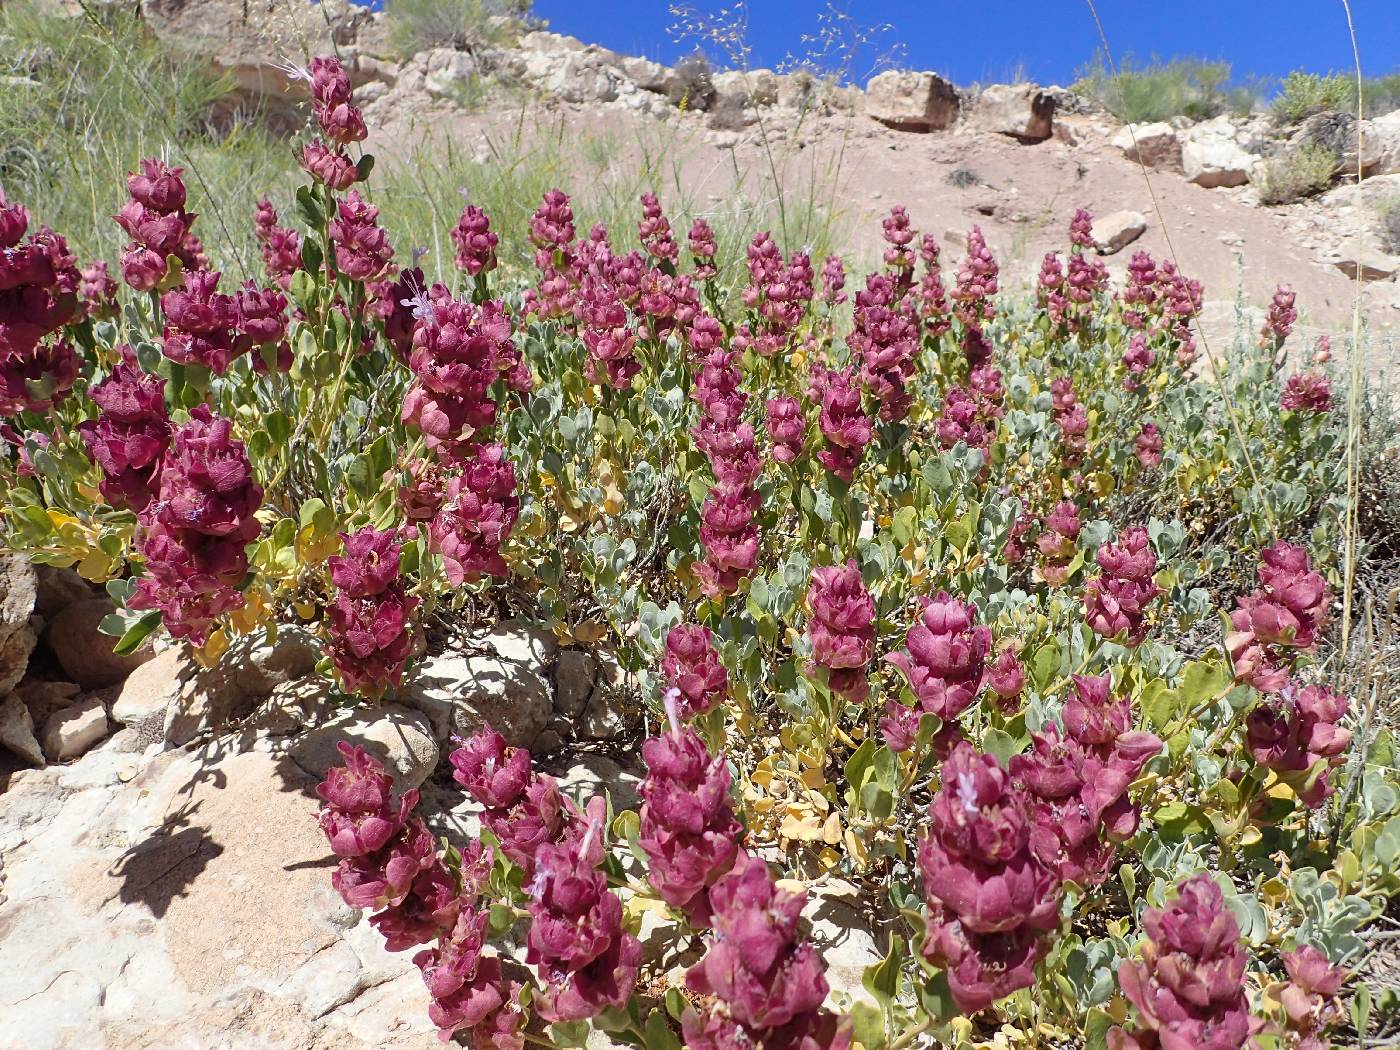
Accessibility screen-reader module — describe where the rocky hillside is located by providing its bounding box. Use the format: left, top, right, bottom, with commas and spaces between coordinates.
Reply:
125, 0, 1400, 366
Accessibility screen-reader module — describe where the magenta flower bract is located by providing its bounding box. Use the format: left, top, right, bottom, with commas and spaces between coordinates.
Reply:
766, 395, 806, 464
1246, 681, 1350, 808
329, 191, 394, 282
639, 719, 742, 923
951, 225, 999, 326
1282, 371, 1332, 414
1082, 526, 1162, 646
884, 591, 992, 727
452, 203, 499, 277
1112, 874, 1251, 1050
325, 527, 419, 696
917, 743, 1061, 1013
689, 217, 718, 279
685, 853, 849, 1047
127, 405, 262, 645
806, 560, 876, 702
1260, 283, 1297, 347
661, 623, 729, 720
1134, 422, 1164, 467
810, 365, 872, 483
429, 443, 519, 584
1226, 542, 1330, 692
77, 347, 171, 511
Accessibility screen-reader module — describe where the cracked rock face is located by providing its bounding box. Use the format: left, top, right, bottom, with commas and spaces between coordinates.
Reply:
0, 740, 439, 1048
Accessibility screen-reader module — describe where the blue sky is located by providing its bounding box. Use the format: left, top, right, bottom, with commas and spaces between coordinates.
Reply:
529, 1, 1400, 90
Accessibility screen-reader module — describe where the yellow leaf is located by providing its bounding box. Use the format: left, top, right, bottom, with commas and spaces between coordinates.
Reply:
193, 628, 230, 668
822, 812, 842, 845
75, 547, 115, 583
571, 620, 608, 644
779, 808, 824, 842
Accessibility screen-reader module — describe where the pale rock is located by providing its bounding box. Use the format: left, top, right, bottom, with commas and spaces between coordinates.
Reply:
476, 619, 557, 668
1334, 247, 1400, 280
621, 55, 668, 93
554, 649, 596, 717
44, 597, 154, 689
579, 651, 632, 741
423, 48, 476, 98
1112, 121, 1183, 171
248, 676, 340, 736
33, 564, 92, 616
1182, 116, 1258, 188
864, 70, 959, 131
805, 880, 881, 1010
112, 646, 187, 731
395, 652, 551, 746
0, 692, 44, 766
969, 83, 1055, 142
163, 626, 320, 747
1294, 110, 1384, 178
1366, 110, 1400, 176
556, 752, 641, 810
15, 679, 80, 725
0, 552, 38, 694
40, 696, 110, 762
1091, 210, 1148, 254
711, 69, 778, 107
289, 703, 438, 795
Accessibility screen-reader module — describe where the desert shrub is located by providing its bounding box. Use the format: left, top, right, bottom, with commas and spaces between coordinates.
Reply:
666, 53, 716, 111
1377, 195, 1400, 254
1272, 70, 1355, 124
1256, 141, 1339, 205
2, 55, 1394, 1050
1073, 54, 1251, 123
384, 0, 530, 61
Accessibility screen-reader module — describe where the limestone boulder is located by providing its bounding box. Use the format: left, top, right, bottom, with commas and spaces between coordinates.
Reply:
1112, 121, 1183, 171
969, 83, 1055, 142
1092, 210, 1148, 254
289, 703, 438, 795
40, 696, 110, 762
44, 597, 154, 689
1182, 116, 1259, 188
864, 70, 959, 131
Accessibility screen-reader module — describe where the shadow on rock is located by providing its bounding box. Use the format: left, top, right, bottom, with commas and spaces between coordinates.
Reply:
109, 802, 223, 919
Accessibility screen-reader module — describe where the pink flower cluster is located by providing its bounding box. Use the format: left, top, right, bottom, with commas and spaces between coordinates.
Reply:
253, 198, 302, 287
1036, 500, 1082, 587
882, 592, 992, 751
917, 233, 951, 336
809, 365, 872, 483
1013, 675, 1162, 885
950, 225, 999, 327
330, 191, 394, 282
1267, 946, 1345, 1047
688, 217, 718, 280
1082, 526, 1162, 646
1282, 371, 1331, 414
1246, 681, 1350, 808
78, 259, 119, 321
661, 623, 730, 720
1050, 376, 1088, 465
452, 726, 570, 878
1037, 209, 1108, 334
638, 191, 679, 264
1135, 422, 1164, 467
881, 204, 917, 286
0, 191, 80, 416
692, 349, 760, 598
934, 383, 997, 453
918, 743, 1061, 1013
1226, 542, 1329, 692
402, 291, 526, 460
766, 395, 805, 463
1122, 335, 1156, 392
316, 743, 523, 1047
453, 204, 499, 277
806, 561, 876, 703
325, 528, 419, 696
114, 158, 205, 292
1260, 283, 1297, 347
739, 231, 813, 357
851, 271, 921, 421
299, 56, 368, 191
1119, 252, 1203, 365
430, 444, 520, 584
77, 348, 171, 511
526, 815, 642, 1023
683, 854, 851, 1050
639, 701, 742, 924
160, 269, 289, 374
1111, 874, 1251, 1050
821, 253, 847, 306
128, 406, 263, 645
